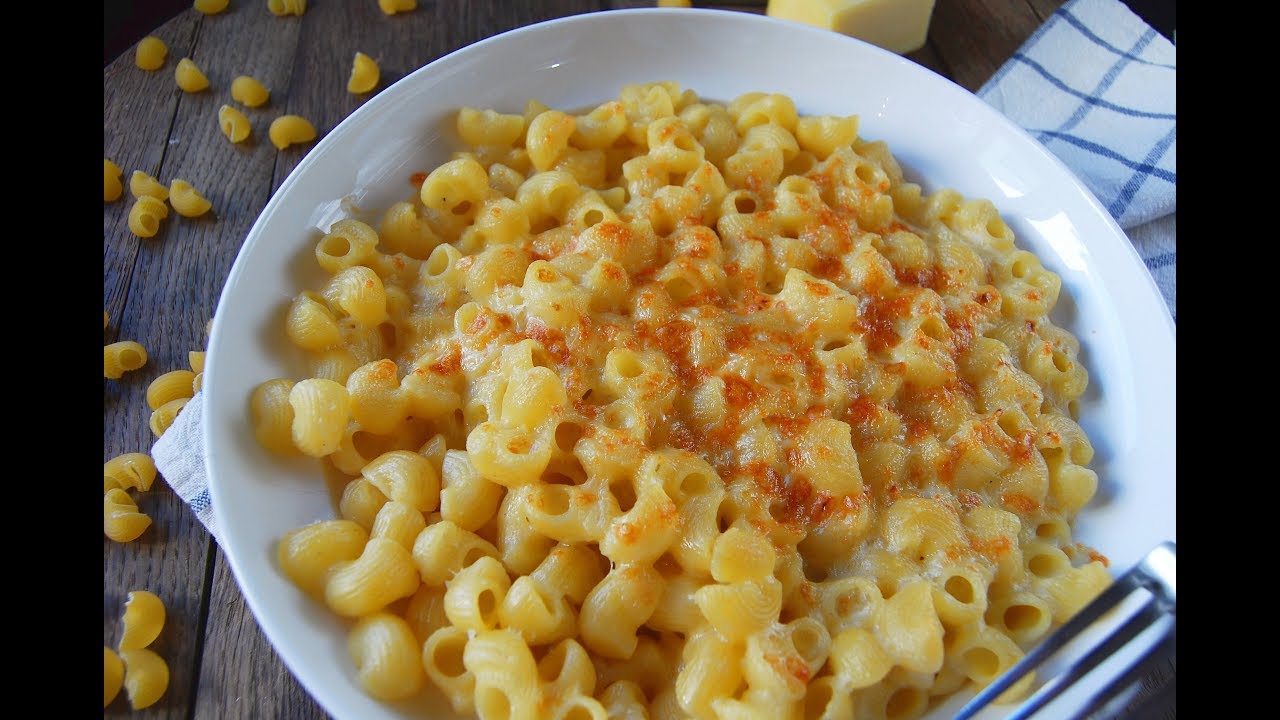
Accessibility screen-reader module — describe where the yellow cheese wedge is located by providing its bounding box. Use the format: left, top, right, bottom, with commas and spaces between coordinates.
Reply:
766, 0, 936, 55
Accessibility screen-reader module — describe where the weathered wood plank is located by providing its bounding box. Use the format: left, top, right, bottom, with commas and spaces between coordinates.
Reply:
120, 6, 308, 720
1024, 0, 1066, 24
196, 560, 330, 719
104, 12, 200, 339
105, 3, 304, 718
927, 0, 1046, 92
270, 0, 606, 191
104, 12, 210, 720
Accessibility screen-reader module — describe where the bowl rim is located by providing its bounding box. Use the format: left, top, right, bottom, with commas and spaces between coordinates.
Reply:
204, 7, 1176, 720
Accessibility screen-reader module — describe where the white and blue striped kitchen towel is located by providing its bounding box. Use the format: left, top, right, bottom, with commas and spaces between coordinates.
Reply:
153, 0, 1176, 540
979, 0, 1176, 319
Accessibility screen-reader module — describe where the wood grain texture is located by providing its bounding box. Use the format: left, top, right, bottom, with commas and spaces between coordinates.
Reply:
927, 0, 1047, 91
196, 559, 328, 719
104, 12, 209, 720
1024, 0, 1067, 23
104, 2, 1172, 719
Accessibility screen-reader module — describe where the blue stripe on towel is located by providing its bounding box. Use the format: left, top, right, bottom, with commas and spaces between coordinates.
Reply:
1142, 252, 1176, 271
1035, 130, 1177, 184
1108, 125, 1177, 219
191, 488, 211, 514
1058, 9, 1176, 69
1008, 53, 1177, 120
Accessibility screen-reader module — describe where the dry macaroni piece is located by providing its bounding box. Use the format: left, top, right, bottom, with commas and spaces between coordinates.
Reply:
150, 397, 190, 438
231, 75, 270, 107
270, 114, 318, 151
378, 0, 417, 14
104, 488, 152, 542
348, 52, 380, 94
147, 369, 197, 410
175, 57, 210, 93
219, 104, 252, 143
130, 171, 169, 202
194, 0, 230, 14
120, 648, 170, 710
105, 646, 124, 707
105, 159, 124, 201
135, 36, 167, 71
104, 453, 158, 493
268, 0, 307, 16
128, 196, 170, 238
120, 590, 166, 650
169, 179, 213, 218
105, 341, 148, 379
253, 83, 1110, 720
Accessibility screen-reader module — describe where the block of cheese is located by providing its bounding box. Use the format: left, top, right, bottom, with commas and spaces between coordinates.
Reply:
766, 0, 937, 55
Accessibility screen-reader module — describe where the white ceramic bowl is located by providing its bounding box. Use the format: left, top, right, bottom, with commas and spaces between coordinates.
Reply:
205, 8, 1177, 719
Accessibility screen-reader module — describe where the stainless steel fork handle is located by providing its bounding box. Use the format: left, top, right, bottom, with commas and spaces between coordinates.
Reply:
954, 541, 1176, 720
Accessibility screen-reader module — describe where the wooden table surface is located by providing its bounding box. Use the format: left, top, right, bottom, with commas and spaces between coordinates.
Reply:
103, 1, 1173, 718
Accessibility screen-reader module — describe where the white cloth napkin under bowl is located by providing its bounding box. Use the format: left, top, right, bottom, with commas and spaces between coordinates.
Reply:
153, 0, 1177, 540
979, 0, 1176, 317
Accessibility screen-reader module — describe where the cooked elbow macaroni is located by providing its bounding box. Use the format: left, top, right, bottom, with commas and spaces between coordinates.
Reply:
269, 114, 318, 150
169, 179, 213, 217
135, 36, 167, 71
348, 52, 380, 94
231, 75, 270, 107
175, 57, 210, 93
254, 83, 1110, 720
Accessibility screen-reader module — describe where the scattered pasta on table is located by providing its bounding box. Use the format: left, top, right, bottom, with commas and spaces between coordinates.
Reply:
104, 646, 125, 707
104, 453, 158, 493
135, 36, 168, 71
105, 488, 152, 542
348, 52, 381, 94
175, 57, 210, 93
269, 114, 319, 150
104, 341, 148, 379
378, 0, 417, 14
169, 179, 214, 218
268, 0, 307, 17
120, 590, 167, 650
129, 171, 169, 202
219, 104, 253, 143
194, 0, 231, 14
120, 647, 171, 710
105, 159, 124, 201
231, 74, 271, 107
128, 196, 170, 238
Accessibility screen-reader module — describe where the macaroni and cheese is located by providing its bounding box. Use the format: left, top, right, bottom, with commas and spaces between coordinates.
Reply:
252, 83, 1109, 720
